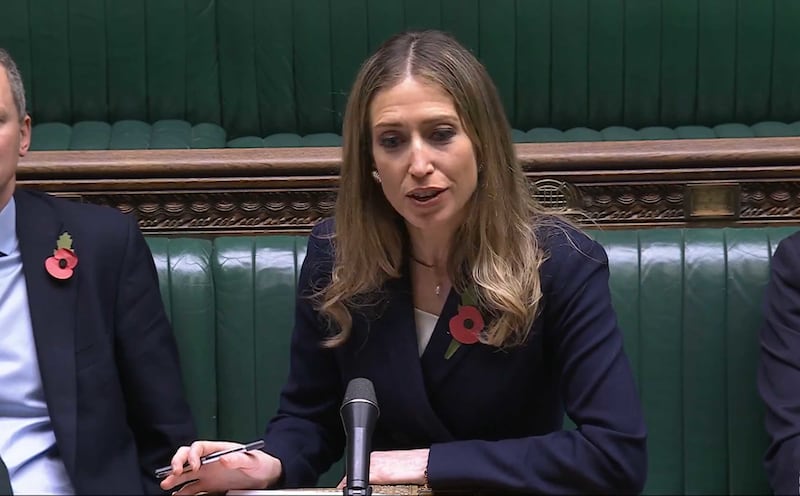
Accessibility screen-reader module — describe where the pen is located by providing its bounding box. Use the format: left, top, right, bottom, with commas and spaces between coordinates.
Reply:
154, 439, 266, 479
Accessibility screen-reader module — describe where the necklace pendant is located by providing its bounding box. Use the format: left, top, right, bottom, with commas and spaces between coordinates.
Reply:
435, 284, 441, 296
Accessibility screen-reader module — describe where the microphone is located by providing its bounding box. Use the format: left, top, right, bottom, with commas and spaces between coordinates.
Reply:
340, 377, 380, 496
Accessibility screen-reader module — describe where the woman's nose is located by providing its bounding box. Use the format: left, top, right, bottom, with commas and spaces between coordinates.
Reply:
408, 138, 433, 176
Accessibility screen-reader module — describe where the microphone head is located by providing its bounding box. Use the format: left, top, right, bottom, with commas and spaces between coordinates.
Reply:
341, 377, 379, 414
340, 378, 380, 493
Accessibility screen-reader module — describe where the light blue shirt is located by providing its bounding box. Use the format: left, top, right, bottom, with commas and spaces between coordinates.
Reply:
0, 197, 75, 495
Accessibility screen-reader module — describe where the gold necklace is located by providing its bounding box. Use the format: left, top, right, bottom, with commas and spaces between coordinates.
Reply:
411, 255, 442, 296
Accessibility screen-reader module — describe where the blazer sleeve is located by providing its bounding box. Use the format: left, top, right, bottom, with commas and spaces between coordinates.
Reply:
759, 233, 800, 495
112, 215, 197, 493
427, 229, 647, 494
262, 222, 345, 488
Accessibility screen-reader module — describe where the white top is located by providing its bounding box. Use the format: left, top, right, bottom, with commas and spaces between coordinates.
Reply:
413, 308, 438, 356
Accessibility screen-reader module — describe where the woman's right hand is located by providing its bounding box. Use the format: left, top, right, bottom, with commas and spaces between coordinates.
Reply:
159, 440, 282, 495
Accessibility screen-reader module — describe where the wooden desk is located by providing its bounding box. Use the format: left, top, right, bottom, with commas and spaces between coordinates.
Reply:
228, 486, 433, 496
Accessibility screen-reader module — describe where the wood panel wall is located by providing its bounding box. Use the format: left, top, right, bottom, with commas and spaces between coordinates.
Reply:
17, 137, 800, 235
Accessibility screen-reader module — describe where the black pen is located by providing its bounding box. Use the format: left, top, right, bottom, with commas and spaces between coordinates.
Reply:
154, 439, 266, 479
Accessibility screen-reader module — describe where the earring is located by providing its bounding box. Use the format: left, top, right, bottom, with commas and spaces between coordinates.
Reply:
372, 170, 382, 183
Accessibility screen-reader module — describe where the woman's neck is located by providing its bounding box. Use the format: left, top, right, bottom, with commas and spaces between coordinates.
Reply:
407, 227, 454, 309
407, 227, 454, 268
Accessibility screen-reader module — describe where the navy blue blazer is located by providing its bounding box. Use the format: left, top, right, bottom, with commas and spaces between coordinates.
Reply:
759, 230, 800, 495
264, 218, 647, 494
13, 189, 196, 494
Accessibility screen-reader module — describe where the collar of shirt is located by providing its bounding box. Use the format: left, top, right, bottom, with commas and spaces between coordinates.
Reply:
0, 197, 18, 257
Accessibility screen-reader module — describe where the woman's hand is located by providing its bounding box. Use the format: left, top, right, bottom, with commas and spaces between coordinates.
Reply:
160, 440, 282, 495
337, 448, 429, 488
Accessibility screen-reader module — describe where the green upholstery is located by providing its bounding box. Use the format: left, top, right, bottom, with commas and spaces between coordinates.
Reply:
146, 226, 798, 492
595, 227, 797, 494
5, 0, 800, 149
3, 0, 220, 125
26, 120, 800, 150
146, 237, 217, 439
211, 237, 306, 442
30, 120, 229, 151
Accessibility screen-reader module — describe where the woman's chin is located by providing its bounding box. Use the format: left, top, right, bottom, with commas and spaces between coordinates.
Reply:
402, 211, 463, 236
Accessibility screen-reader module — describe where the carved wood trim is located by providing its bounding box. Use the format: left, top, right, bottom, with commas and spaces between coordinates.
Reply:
17, 137, 800, 234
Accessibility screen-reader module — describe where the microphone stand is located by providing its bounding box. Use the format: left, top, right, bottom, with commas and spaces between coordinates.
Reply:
343, 487, 372, 496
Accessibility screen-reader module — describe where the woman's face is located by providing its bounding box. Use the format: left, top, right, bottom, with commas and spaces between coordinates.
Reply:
369, 77, 478, 237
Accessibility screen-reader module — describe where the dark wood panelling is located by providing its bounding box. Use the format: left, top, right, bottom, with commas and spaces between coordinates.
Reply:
17, 137, 800, 234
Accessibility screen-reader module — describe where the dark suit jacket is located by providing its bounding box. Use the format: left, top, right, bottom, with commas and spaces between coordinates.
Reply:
13, 189, 196, 494
263, 218, 647, 494
759, 230, 800, 495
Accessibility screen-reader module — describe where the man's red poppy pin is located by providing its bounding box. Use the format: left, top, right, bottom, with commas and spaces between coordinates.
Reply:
445, 287, 485, 359
45, 232, 78, 280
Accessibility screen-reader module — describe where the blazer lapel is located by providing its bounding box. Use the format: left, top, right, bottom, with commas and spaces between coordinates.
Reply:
419, 288, 480, 395
367, 272, 455, 441
14, 190, 78, 476
366, 270, 482, 442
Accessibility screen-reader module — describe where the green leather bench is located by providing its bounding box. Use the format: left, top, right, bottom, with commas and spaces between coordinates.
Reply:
3, 0, 800, 149
146, 225, 798, 493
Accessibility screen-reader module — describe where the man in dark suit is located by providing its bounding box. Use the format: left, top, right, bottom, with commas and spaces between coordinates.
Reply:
0, 49, 196, 494
759, 231, 800, 495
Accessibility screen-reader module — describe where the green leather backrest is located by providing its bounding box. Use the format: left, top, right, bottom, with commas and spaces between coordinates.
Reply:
594, 227, 796, 494
146, 226, 800, 492
210, 236, 307, 442
146, 237, 217, 438
2, 0, 220, 125
5, 0, 800, 139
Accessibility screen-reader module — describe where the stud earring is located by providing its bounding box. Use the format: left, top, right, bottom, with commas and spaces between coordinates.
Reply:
372, 170, 382, 183
478, 162, 485, 172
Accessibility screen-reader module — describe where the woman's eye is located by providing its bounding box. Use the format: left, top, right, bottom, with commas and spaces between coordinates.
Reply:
379, 135, 401, 149
431, 127, 455, 142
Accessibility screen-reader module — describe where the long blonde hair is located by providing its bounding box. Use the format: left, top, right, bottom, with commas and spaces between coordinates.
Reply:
320, 30, 548, 348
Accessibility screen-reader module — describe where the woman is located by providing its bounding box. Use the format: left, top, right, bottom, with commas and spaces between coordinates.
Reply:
161, 30, 647, 494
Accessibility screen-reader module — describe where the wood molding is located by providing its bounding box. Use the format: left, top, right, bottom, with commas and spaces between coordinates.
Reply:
17, 137, 800, 234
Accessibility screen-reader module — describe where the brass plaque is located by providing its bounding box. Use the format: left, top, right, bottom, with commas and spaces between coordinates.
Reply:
686, 183, 740, 219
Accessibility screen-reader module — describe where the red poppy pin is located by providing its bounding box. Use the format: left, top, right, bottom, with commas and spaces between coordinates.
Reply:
45, 232, 78, 280
445, 287, 485, 359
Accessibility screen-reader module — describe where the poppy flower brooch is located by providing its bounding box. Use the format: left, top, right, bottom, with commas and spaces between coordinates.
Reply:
445, 287, 485, 359
45, 232, 78, 280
